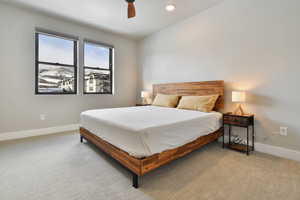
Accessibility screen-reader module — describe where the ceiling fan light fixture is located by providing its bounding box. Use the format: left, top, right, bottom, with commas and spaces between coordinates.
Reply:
165, 3, 176, 12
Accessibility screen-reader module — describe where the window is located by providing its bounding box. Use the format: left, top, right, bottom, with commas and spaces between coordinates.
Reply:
35, 32, 77, 94
84, 41, 113, 94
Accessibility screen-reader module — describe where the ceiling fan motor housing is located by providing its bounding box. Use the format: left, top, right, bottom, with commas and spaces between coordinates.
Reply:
126, 0, 136, 18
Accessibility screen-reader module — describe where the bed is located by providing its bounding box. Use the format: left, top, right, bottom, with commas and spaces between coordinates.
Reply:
80, 80, 224, 188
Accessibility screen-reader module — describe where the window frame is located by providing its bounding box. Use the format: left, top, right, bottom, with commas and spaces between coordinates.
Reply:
83, 40, 114, 95
35, 31, 78, 95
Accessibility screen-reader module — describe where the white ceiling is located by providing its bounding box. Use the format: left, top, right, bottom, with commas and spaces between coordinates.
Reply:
2, 0, 224, 40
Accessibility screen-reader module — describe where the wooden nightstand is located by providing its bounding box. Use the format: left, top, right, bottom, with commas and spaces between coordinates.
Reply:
136, 104, 151, 106
222, 112, 255, 155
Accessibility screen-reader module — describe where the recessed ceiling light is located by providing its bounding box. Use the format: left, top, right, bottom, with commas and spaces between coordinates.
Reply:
165, 4, 176, 12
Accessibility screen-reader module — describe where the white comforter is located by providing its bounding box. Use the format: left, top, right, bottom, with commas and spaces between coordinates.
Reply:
80, 106, 222, 158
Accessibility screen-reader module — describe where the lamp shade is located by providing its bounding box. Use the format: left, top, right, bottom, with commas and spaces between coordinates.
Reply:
232, 91, 246, 102
141, 91, 151, 98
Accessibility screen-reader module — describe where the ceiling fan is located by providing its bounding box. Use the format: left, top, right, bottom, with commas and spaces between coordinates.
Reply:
125, 0, 136, 18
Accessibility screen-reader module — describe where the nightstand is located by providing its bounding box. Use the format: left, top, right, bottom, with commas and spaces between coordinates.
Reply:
223, 113, 255, 155
136, 104, 151, 106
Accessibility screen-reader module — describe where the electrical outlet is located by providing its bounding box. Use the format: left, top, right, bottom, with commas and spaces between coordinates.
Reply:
280, 127, 288, 136
40, 114, 46, 121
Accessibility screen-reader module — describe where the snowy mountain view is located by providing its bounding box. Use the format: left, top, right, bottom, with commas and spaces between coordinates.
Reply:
38, 64, 75, 93
37, 33, 112, 94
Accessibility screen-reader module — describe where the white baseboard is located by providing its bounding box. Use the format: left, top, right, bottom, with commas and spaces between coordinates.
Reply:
0, 124, 79, 142
219, 136, 300, 162
255, 142, 300, 162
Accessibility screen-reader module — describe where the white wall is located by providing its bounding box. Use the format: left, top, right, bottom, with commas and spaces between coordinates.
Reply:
0, 3, 138, 133
138, 0, 300, 151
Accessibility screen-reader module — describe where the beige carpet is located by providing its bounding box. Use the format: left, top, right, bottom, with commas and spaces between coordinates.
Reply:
0, 132, 299, 200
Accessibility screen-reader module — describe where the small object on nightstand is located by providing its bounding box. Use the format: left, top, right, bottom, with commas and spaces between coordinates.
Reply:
222, 112, 255, 155
136, 104, 151, 106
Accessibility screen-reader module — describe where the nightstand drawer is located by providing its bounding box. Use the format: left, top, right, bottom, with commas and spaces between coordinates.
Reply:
223, 116, 251, 126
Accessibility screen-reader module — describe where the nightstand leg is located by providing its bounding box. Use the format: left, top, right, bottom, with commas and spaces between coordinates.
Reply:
252, 125, 255, 151
247, 127, 249, 156
229, 125, 231, 146
222, 126, 225, 148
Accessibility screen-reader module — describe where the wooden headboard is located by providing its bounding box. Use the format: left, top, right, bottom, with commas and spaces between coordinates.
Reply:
153, 80, 224, 111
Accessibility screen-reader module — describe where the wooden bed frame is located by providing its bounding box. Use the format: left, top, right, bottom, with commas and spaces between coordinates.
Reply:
80, 80, 224, 188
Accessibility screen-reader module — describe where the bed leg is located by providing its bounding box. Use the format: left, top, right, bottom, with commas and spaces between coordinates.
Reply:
80, 135, 84, 143
132, 173, 139, 188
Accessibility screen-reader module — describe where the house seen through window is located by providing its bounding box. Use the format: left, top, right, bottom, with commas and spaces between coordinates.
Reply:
84, 41, 113, 94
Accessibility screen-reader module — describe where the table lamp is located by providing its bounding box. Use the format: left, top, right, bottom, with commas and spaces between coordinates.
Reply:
141, 91, 151, 105
232, 91, 246, 115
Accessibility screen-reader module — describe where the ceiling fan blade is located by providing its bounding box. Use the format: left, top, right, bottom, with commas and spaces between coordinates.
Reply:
127, 2, 136, 18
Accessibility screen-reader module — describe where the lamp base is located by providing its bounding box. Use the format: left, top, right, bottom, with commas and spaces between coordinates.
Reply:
233, 104, 245, 116
142, 98, 152, 104
142, 98, 147, 105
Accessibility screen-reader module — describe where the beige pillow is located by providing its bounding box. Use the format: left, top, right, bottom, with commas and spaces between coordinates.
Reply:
177, 95, 219, 112
152, 93, 180, 108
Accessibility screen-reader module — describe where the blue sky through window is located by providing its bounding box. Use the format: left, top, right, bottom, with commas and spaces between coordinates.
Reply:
39, 34, 74, 65
84, 43, 110, 69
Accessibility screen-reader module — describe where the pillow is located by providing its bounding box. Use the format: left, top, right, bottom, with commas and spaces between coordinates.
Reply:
176, 95, 219, 112
152, 93, 180, 108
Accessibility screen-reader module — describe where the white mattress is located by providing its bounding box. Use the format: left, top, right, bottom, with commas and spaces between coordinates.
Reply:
80, 106, 222, 158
